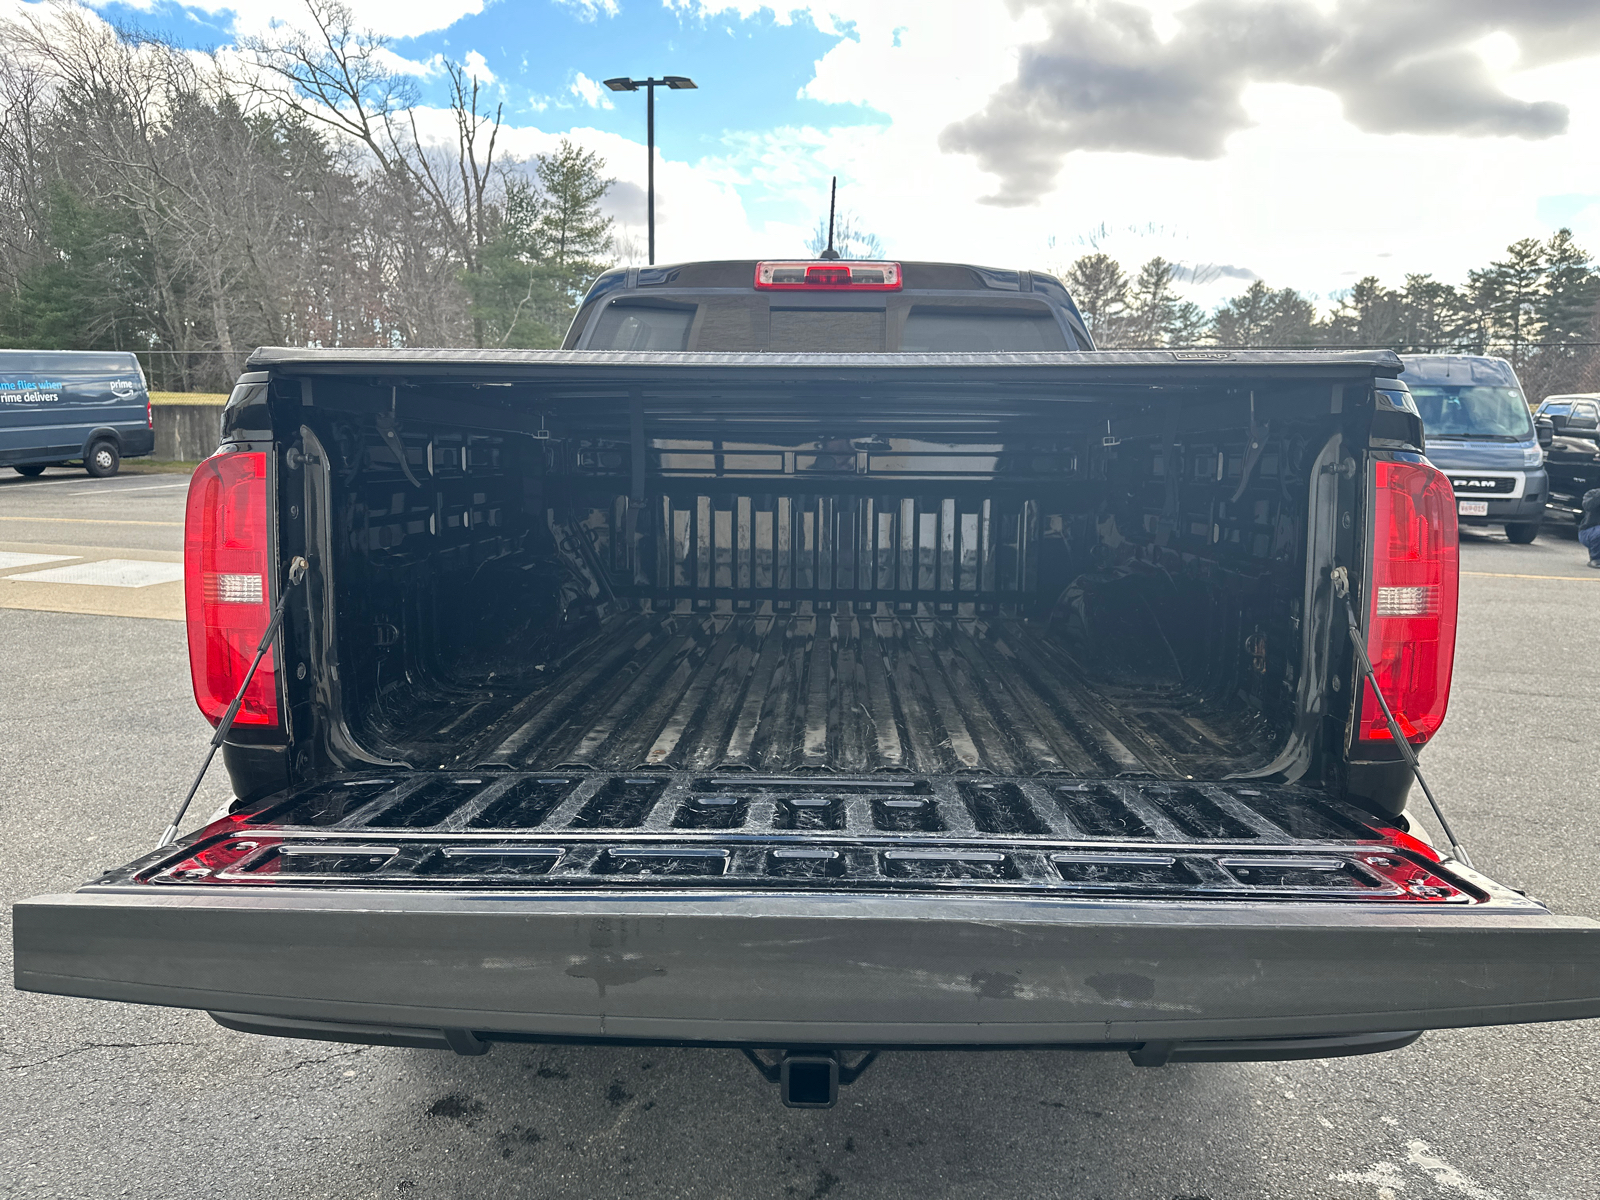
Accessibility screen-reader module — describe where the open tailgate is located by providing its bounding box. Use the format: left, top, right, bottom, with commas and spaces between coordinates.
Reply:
16, 781, 1600, 1049
16, 889, 1600, 1046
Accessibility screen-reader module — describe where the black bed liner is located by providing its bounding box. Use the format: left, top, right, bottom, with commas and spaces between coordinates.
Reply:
372, 612, 1267, 779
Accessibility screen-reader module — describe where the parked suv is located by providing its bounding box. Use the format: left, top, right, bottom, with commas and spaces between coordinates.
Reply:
0, 349, 154, 477
1399, 354, 1547, 543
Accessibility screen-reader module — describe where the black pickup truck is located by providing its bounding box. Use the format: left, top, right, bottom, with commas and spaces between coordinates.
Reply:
15, 260, 1600, 1107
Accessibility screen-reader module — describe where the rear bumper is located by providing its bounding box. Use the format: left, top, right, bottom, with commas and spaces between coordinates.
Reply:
16, 888, 1600, 1046
121, 426, 155, 458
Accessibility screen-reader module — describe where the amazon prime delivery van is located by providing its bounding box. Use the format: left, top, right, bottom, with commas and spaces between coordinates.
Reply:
0, 349, 153, 478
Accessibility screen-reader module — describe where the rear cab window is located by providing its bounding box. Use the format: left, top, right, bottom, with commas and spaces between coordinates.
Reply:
566, 260, 1089, 352
901, 307, 1067, 352
590, 303, 695, 351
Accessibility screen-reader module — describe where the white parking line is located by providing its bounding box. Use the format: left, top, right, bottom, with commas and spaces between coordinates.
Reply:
66, 482, 190, 496
3, 474, 133, 488
0, 551, 80, 571
0, 516, 182, 527
8, 559, 184, 588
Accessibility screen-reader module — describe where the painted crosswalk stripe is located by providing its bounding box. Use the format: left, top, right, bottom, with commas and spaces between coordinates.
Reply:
0, 551, 80, 571
8, 559, 184, 588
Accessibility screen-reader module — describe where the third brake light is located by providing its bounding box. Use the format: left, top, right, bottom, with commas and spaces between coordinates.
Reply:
754, 261, 902, 290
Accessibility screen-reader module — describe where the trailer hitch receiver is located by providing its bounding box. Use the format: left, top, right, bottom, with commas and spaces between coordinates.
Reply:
741, 1049, 880, 1109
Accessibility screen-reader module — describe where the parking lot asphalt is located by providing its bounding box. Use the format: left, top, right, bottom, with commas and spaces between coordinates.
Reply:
0, 467, 186, 621
2, 478, 1597, 1200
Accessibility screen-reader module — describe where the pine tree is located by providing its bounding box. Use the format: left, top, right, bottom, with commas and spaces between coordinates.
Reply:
1399, 274, 1466, 352
535, 140, 615, 296
1167, 300, 1209, 347
1461, 266, 1501, 355
1211, 281, 1275, 346
1211, 282, 1317, 347
1326, 276, 1402, 348
1261, 287, 1318, 346
1477, 237, 1545, 368
1062, 252, 1128, 345
462, 175, 565, 348
1121, 257, 1179, 348
460, 139, 615, 347
1522, 229, 1600, 397
0, 184, 153, 350
1538, 228, 1600, 345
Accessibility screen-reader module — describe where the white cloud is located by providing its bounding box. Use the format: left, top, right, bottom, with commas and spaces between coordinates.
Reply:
463, 49, 494, 83
568, 72, 613, 109
403, 107, 771, 263
555, 0, 618, 19
666, 0, 801, 27
83, 0, 484, 40
674, 0, 1600, 303
1474, 31, 1521, 73
372, 47, 445, 78
362, 47, 493, 85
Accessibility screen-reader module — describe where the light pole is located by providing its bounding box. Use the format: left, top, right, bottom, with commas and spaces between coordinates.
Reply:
603, 75, 697, 266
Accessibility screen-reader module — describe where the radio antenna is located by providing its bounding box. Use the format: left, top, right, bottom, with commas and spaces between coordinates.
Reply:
820, 176, 840, 260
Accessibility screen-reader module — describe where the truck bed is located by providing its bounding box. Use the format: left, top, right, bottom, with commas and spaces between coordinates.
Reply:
17, 345, 1600, 1066
376, 610, 1264, 778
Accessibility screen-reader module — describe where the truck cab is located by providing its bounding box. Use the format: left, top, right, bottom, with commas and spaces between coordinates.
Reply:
561, 259, 1093, 353
1535, 393, 1600, 437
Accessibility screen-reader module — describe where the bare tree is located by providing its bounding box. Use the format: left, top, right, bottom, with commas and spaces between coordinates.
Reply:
236, 1, 503, 343
0, 1, 619, 369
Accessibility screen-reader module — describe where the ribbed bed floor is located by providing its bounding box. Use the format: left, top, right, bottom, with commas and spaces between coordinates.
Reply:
420, 611, 1262, 777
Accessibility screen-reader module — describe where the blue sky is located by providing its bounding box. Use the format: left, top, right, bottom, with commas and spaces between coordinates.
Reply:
96, 0, 879, 162
89, 0, 894, 244
63, 1, 1600, 307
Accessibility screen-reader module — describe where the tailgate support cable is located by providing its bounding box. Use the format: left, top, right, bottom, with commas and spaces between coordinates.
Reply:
157, 555, 310, 849
1331, 565, 1472, 867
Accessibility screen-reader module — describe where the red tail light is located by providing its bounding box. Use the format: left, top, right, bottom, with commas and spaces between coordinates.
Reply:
1357, 459, 1458, 747
184, 450, 279, 727
146, 397, 153, 430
